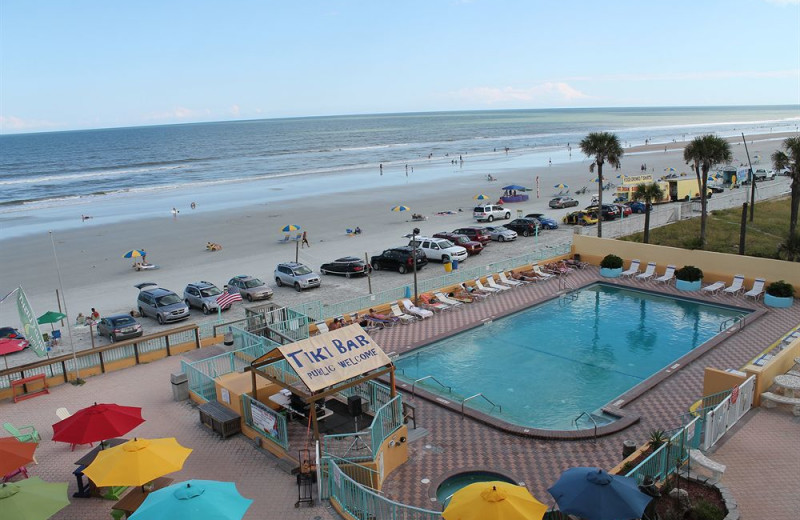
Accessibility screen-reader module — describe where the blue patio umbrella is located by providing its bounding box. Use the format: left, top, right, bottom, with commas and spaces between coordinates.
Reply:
553, 183, 568, 189
548, 467, 652, 520
123, 249, 146, 259
391, 205, 410, 212
474, 194, 490, 201
281, 224, 301, 233
501, 185, 527, 191
129, 480, 252, 520
664, 167, 676, 172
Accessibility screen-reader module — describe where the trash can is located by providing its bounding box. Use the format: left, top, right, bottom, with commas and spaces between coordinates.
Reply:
223, 326, 234, 346
573, 253, 582, 262
622, 440, 637, 459
404, 286, 412, 298
451, 259, 458, 270
171, 371, 189, 401
444, 261, 452, 273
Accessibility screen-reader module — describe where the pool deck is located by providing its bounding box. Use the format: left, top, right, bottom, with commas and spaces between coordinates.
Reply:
1, 266, 798, 519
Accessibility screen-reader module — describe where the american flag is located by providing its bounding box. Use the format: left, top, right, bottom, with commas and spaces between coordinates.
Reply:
216, 289, 242, 308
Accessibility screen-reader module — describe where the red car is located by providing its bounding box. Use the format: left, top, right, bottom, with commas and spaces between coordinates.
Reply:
433, 232, 484, 256
452, 227, 492, 245
613, 203, 632, 217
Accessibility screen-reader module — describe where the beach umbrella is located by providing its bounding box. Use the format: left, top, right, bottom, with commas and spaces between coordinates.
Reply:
122, 249, 146, 259
82, 437, 192, 487
391, 205, 410, 212
0, 477, 70, 520
129, 480, 253, 520
501, 184, 527, 191
443, 481, 547, 520
664, 167, 676, 172
0, 437, 37, 475
36, 311, 66, 326
548, 467, 653, 520
553, 183, 569, 189
473, 194, 490, 201
52, 402, 145, 447
280, 224, 301, 233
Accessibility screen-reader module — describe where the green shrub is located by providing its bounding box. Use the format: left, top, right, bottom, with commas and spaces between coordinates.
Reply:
766, 280, 795, 298
648, 429, 666, 450
691, 499, 725, 520
620, 461, 636, 474
675, 265, 703, 282
601, 254, 623, 269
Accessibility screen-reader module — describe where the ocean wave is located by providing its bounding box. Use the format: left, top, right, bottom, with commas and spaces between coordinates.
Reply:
0, 164, 187, 186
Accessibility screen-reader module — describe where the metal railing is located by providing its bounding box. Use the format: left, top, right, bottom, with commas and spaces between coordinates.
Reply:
412, 375, 452, 397
323, 395, 404, 462
461, 393, 501, 417
719, 314, 747, 333
573, 411, 598, 440
625, 416, 702, 485
701, 375, 755, 450
241, 393, 289, 450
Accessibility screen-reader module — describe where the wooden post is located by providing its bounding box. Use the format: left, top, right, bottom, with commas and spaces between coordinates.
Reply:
389, 367, 396, 398
365, 252, 372, 294
309, 401, 320, 441
251, 366, 258, 402
739, 203, 748, 255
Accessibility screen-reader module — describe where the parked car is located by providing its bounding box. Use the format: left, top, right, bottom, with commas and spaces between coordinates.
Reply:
184, 281, 226, 314
96, 314, 143, 342
320, 256, 371, 277
708, 185, 725, 194
432, 232, 484, 255
505, 218, 541, 237
563, 210, 598, 226
549, 196, 579, 209
227, 275, 273, 301
473, 204, 511, 222
626, 201, 650, 214
135, 283, 190, 324
613, 203, 632, 217
370, 246, 428, 274
274, 262, 321, 291
452, 227, 492, 244
753, 169, 775, 181
584, 204, 620, 221
0, 327, 28, 351
407, 236, 468, 263
482, 225, 518, 242
525, 213, 558, 229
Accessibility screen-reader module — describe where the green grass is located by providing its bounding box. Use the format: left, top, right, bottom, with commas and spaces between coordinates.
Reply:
620, 197, 792, 258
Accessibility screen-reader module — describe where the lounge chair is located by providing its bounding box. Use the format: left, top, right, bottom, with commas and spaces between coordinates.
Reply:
531, 265, 555, 280
3, 422, 40, 443
390, 303, 417, 323
636, 262, 657, 281
498, 271, 525, 286
722, 274, 746, 295
655, 265, 676, 284
459, 283, 488, 300
435, 292, 464, 307
744, 278, 766, 300
402, 299, 433, 319
277, 234, 291, 244
314, 321, 330, 335
474, 279, 500, 293
486, 275, 511, 291
702, 281, 726, 294
56, 407, 71, 421
418, 294, 449, 312
620, 259, 641, 278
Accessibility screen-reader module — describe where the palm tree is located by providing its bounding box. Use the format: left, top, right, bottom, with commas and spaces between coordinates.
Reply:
771, 136, 800, 238
580, 132, 624, 238
631, 182, 665, 244
683, 135, 732, 248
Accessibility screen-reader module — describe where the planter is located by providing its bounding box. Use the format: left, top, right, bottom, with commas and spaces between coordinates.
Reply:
676, 279, 701, 292
600, 267, 622, 278
764, 293, 793, 308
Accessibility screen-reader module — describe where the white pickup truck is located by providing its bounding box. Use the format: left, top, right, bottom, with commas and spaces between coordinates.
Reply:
408, 237, 468, 263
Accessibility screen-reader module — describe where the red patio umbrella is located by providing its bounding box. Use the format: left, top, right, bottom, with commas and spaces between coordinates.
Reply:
52, 403, 145, 447
0, 437, 37, 475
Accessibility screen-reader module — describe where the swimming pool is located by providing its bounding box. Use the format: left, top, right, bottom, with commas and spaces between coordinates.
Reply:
395, 283, 748, 430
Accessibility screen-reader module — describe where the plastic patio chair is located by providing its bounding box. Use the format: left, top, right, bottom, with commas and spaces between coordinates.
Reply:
702, 281, 727, 294
3, 422, 40, 443
486, 275, 511, 291
655, 265, 676, 284
56, 407, 71, 421
620, 259, 641, 278
744, 278, 766, 300
635, 262, 657, 281
722, 275, 746, 295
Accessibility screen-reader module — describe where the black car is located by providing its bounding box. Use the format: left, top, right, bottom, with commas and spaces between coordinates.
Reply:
505, 218, 541, 237
585, 204, 620, 221
320, 256, 371, 277
96, 314, 143, 342
370, 247, 428, 274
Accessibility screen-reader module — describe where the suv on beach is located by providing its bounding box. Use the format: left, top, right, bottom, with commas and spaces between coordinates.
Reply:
504, 218, 541, 237
135, 283, 190, 324
227, 275, 273, 301
370, 247, 428, 274
274, 262, 321, 291
473, 205, 511, 222
452, 227, 492, 245
585, 204, 620, 221
407, 236, 468, 264
183, 281, 226, 315
432, 232, 484, 255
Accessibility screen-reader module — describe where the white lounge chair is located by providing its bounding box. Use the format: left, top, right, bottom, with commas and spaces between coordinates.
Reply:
277, 234, 291, 244
390, 303, 417, 323
56, 407, 71, 421
402, 299, 433, 319
620, 259, 641, 278
636, 262, 657, 281
655, 265, 676, 284
498, 271, 525, 286
486, 275, 511, 291
531, 264, 555, 280
702, 281, 726, 294
314, 321, 330, 335
744, 278, 766, 300
435, 292, 464, 307
474, 279, 500, 293
722, 275, 746, 295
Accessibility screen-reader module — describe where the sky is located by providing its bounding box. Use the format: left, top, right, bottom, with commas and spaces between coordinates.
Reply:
1, 0, 799, 134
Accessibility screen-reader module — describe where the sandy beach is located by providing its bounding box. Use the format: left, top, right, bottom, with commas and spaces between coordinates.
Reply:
1, 132, 793, 366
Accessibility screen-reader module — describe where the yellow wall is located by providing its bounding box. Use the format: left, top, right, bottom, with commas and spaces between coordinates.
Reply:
744, 338, 800, 406
703, 368, 747, 398
573, 235, 800, 291
359, 425, 409, 491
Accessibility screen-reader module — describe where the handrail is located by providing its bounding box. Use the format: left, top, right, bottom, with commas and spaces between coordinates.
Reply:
411, 375, 452, 397
719, 314, 746, 333
573, 411, 598, 440
558, 276, 576, 292
461, 393, 501, 417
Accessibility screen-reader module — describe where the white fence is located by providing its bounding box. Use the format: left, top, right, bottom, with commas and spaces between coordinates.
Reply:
701, 375, 756, 450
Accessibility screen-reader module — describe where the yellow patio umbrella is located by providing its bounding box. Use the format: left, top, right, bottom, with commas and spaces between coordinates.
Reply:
82, 437, 192, 487
443, 482, 547, 520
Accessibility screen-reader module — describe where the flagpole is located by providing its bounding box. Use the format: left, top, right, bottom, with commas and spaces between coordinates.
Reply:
49, 231, 81, 381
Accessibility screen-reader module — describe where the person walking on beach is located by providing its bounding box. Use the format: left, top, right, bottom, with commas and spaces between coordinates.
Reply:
379, 163, 383, 175
301, 231, 310, 248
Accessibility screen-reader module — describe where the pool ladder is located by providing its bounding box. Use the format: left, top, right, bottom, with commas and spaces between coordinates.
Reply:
719, 315, 746, 333
573, 411, 598, 441
558, 277, 579, 304
461, 394, 502, 418
411, 376, 452, 397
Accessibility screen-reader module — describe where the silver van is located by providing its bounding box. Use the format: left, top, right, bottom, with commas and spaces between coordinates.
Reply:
135, 283, 190, 324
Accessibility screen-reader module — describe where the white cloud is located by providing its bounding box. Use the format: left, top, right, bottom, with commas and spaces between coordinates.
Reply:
451, 82, 589, 105
0, 115, 58, 132
142, 107, 212, 122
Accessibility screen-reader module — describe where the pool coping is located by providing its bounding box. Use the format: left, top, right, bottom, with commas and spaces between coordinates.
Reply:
425, 466, 526, 510
388, 280, 765, 440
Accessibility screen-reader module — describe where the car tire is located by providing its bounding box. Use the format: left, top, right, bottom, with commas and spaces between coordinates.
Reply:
442, 255, 450, 264
504, 212, 511, 219
157, 314, 164, 325
499, 236, 505, 242
523, 230, 530, 237
139, 307, 146, 318
294, 282, 302, 292
345, 272, 351, 279
202, 305, 209, 315
275, 277, 283, 287
372, 262, 381, 271
487, 215, 494, 222
321, 269, 327, 275
398, 265, 407, 274
109, 333, 115, 343
246, 294, 253, 302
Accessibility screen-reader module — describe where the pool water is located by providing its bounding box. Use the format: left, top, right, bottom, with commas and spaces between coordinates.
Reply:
435, 471, 518, 506
396, 283, 747, 430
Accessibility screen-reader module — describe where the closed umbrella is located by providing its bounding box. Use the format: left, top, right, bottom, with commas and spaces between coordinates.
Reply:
52, 402, 144, 447
548, 467, 653, 520
130, 480, 252, 520
443, 481, 547, 520
83, 437, 192, 487
0, 477, 69, 520
0, 437, 37, 475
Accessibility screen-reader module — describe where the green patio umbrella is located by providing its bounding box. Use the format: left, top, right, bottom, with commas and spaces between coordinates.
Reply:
37, 311, 67, 333
0, 478, 70, 520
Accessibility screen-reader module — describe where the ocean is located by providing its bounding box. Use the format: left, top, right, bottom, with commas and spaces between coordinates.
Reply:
1, 105, 797, 238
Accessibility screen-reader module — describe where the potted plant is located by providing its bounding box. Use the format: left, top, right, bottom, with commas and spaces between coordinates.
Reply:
600, 254, 624, 278
764, 280, 795, 308
675, 265, 703, 291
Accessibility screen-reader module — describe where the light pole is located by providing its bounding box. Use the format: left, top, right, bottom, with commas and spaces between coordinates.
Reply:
412, 227, 420, 305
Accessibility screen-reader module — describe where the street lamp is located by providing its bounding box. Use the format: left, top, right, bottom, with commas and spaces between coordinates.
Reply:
412, 227, 420, 305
